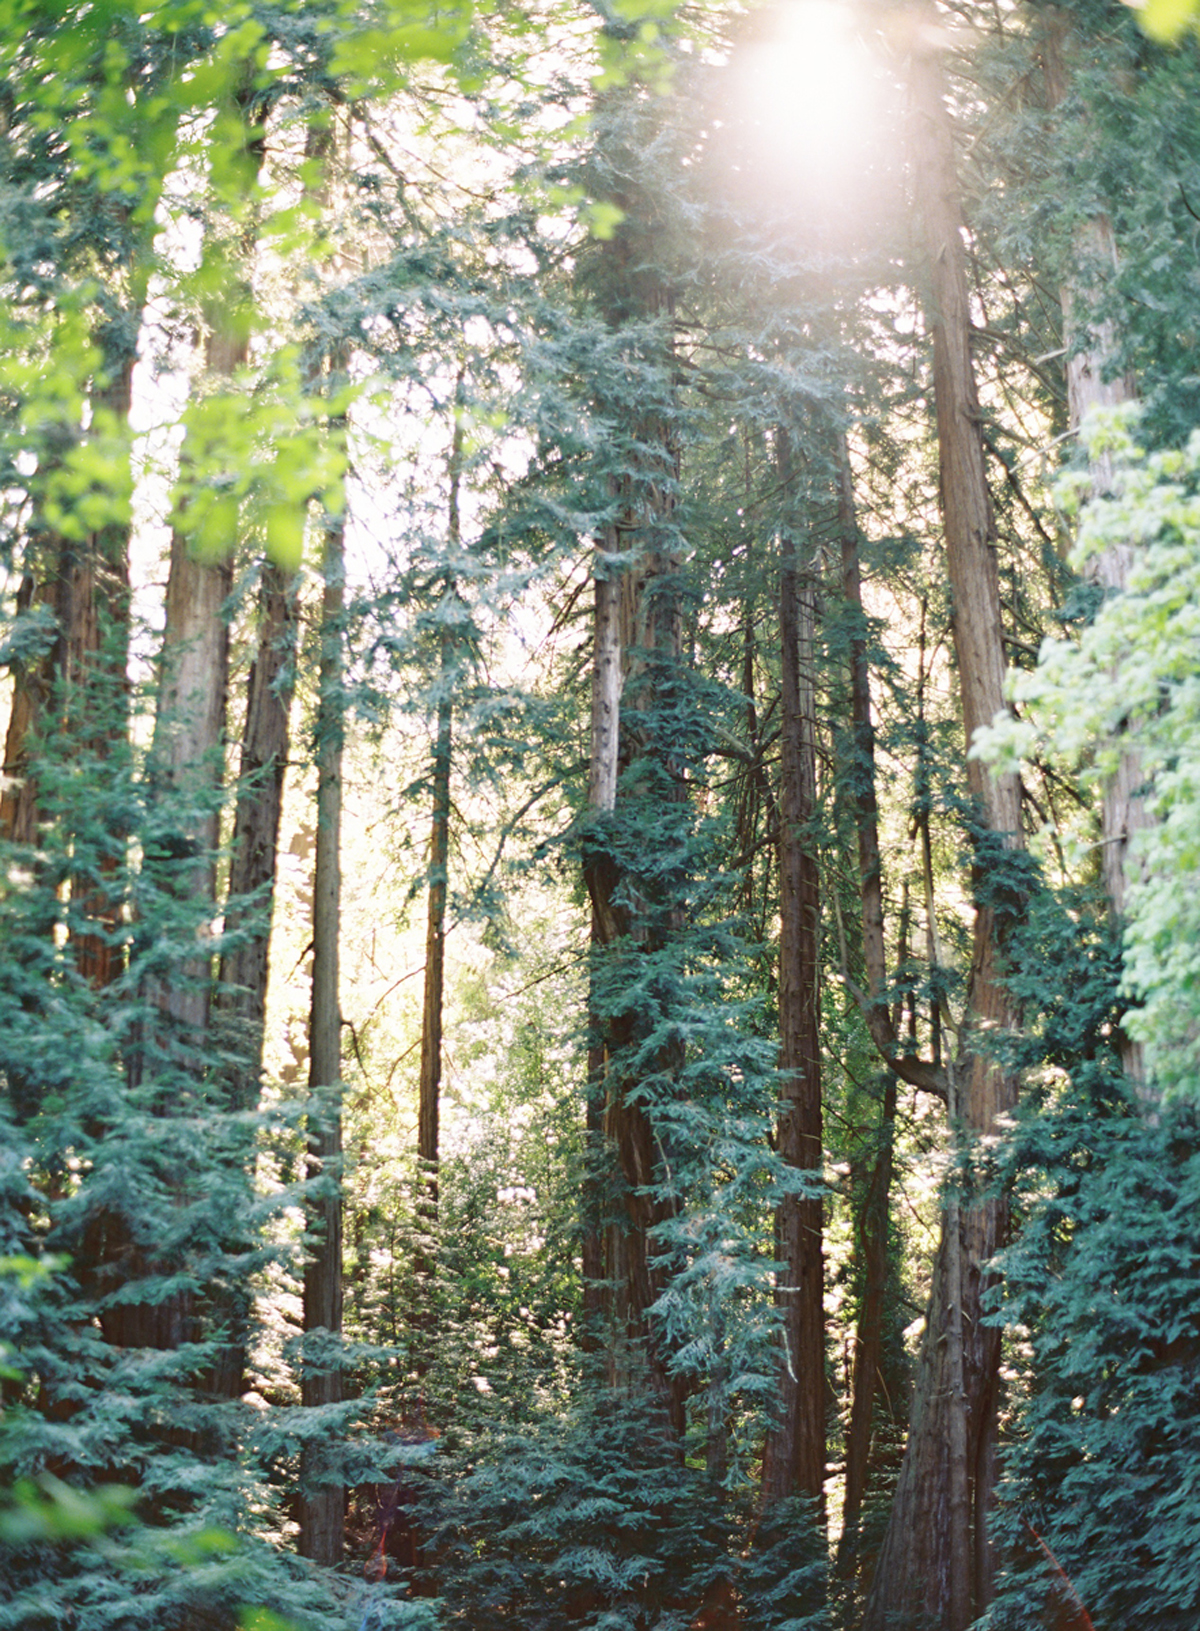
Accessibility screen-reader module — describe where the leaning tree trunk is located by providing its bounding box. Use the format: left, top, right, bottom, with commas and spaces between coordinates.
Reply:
862, 29, 1025, 1631
760, 426, 825, 1518
299, 501, 347, 1568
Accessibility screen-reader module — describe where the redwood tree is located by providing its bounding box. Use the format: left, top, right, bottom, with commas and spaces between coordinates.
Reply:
760, 425, 825, 1517
862, 25, 1026, 1629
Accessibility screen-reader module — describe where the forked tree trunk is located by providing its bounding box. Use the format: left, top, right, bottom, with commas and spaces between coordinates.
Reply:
862, 30, 1024, 1630
299, 507, 346, 1567
761, 426, 825, 1516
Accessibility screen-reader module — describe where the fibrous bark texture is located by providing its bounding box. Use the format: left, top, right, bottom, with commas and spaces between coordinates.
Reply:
299, 518, 346, 1567
760, 426, 825, 1515
415, 408, 464, 1338
835, 439, 900, 1565
862, 31, 1024, 1630
218, 559, 298, 1109
582, 107, 687, 1427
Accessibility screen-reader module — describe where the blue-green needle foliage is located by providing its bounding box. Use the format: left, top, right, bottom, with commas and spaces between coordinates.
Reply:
989, 1093, 1200, 1631
420, 1390, 828, 1631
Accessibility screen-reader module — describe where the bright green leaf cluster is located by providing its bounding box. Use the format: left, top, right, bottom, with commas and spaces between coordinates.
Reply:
973, 406, 1200, 1096
0, 1474, 137, 1547
173, 346, 347, 572
1128, 0, 1200, 43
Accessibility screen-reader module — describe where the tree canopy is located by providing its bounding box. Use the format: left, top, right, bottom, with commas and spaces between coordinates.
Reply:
3, 3, 1200, 1630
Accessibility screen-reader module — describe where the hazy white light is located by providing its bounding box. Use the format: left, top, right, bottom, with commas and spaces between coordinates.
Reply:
730, 0, 884, 193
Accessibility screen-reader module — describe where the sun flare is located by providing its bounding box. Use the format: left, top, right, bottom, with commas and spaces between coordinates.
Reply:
729, 0, 887, 191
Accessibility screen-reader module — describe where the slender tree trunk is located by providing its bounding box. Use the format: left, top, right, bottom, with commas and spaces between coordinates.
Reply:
582, 506, 624, 1344
67, 515, 132, 991
836, 442, 886, 1038
299, 507, 346, 1567
200, 558, 298, 1407
417, 680, 450, 1207
862, 32, 1024, 1629
414, 407, 464, 1339
836, 439, 903, 1571
839, 1071, 897, 1553
217, 559, 299, 1108
761, 426, 825, 1516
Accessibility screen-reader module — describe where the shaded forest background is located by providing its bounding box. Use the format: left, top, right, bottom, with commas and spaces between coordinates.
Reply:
3, 1, 1200, 1628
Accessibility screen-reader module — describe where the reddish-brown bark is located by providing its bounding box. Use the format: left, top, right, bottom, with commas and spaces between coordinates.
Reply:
862, 28, 1024, 1630
299, 510, 347, 1567
760, 427, 825, 1516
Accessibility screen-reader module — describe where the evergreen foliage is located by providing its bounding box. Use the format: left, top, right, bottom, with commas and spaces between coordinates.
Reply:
977, 410, 1200, 1096
4, 2, 1200, 1629
990, 1071, 1200, 1628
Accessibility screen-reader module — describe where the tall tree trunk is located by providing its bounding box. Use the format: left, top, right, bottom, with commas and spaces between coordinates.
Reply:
1041, 14, 1147, 1089
149, 519, 231, 1033
416, 679, 450, 1218
203, 558, 298, 1407
217, 558, 299, 1109
3, 346, 135, 989
582, 517, 623, 1347
0, 572, 53, 848
299, 506, 346, 1567
213, 70, 296, 1095
761, 426, 825, 1516
839, 1069, 897, 1562
862, 31, 1025, 1630
585, 517, 686, 1428
835, 437, 902, 1570
414, 406, 464, 1341
146, 67, 266, 1046
582, 92, 687, 1426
